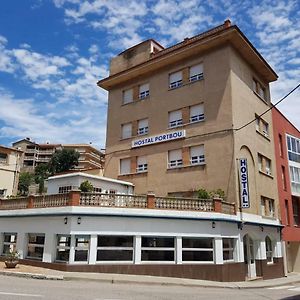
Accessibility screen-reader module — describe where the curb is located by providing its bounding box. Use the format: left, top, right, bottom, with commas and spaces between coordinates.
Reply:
0, 271, 64, 281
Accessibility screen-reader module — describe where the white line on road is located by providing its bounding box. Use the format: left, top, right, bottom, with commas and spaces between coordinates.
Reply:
0, 291, 43, 298
267, 285, 295, 290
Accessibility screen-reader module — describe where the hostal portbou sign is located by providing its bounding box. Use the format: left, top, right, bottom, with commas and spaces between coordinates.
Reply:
132, 130, 186, 148
239, 158, 250, 208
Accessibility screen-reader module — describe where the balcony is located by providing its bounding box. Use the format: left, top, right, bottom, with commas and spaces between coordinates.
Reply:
0, 193, 236, 215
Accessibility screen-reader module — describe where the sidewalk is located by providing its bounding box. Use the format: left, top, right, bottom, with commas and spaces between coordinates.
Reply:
1, 262, 300, 289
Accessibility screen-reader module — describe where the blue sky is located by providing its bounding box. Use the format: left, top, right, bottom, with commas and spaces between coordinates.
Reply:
0, 0, 299, 150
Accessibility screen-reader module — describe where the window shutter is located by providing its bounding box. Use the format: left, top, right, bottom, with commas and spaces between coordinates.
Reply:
139, 83, 149, 93
189, 64, 203, 77
169, 110, 182, 122
138, 119, 148, 129
168, 149, 182, 161
120, 158, 131, 174
169, 71, 182, 83
190, 145, 204, 157
123, 89, 133, 104
122, 123, 132, 139
137, 156, 147, 165
190, 104, 204, 117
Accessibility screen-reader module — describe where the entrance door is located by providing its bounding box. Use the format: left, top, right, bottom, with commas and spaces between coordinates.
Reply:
243, 234, 256, 279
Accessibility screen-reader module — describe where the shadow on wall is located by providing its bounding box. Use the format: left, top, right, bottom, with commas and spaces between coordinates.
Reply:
280, 296, 300, 300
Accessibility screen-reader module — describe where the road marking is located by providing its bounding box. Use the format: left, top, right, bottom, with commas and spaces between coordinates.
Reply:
288, 287, 300, 292
267, 285, 295, 290
0, 291, 43, 297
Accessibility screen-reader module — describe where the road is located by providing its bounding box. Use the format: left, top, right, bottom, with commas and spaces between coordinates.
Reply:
0, 275, 299, 300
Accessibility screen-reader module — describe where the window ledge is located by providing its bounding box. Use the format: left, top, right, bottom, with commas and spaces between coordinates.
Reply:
118, 171, 148, 178
167, 163, 206, 171
167, 120, 205, 131
168, 78, 204, 92
121, 96, 150, 107
259, 170, 273, 179
256, 129, 270, 141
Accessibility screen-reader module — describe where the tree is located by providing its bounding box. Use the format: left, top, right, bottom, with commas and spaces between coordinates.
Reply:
34, 164, 50, 194
79, 180, 93, 192
18, 172, 33, 195
48, 149, 80, 175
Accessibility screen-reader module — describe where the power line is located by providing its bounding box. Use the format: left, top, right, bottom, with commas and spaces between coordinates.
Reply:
235, 82, 300, 132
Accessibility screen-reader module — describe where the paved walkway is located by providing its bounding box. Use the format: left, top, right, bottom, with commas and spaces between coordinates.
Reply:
1, 262, 300, 289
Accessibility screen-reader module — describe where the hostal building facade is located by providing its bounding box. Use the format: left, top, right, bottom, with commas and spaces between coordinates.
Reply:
98, 21, 284, 280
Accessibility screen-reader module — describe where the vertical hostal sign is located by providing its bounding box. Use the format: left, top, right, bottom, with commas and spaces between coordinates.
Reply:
239, 158, 250, 208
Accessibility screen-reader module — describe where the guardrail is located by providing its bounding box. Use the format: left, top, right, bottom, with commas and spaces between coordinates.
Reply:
0, 192, 236, 215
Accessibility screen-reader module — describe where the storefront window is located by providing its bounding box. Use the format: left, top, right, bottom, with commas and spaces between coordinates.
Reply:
141, 237, 174, 261
56, 235, 71, 262
27, 234, 45, 260
182, 238, 214, 262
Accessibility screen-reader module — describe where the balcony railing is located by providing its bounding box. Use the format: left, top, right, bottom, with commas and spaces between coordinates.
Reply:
0, 192, 236, 215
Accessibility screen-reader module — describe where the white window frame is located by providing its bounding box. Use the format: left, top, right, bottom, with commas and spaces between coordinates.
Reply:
189, 64, 204, 82
169, 110, 183, 128
27, 233, 45, 260
190, 104, 204, 123
2, 233, 17, 255
138, 119, 149, 136
139, 83, 149, 99
265, 236, 274, 264
169, 71, 183, 89
136, 156, 148, 173
74, 235, 90, 263
168, 149, 183, 169
190, 145, 205, 165
56, 235, 71, 262
222, 238, 235, 263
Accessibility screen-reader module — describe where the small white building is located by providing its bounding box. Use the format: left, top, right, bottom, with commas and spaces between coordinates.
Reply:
47, 172, 134, 195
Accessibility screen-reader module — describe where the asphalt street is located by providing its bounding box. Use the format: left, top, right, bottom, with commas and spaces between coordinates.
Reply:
0, 275, 300, 300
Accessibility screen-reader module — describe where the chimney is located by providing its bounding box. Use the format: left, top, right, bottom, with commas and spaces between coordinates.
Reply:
224, 19, 231, 28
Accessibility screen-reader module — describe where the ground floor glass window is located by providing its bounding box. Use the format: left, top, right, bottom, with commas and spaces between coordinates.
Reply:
223, 238, 235, 262
74, 235, 89, 262
141, 237, 174, 261
2, 233, 17, 254
182, 238, 214, 262
56, 235, 71, 262
27, 234, 45, 260
97, 236, 133, 261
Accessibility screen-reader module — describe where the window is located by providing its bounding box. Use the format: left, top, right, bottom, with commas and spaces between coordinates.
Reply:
289, 166, 300, 195
138, 119, 149, 135
169, 71, 183, 89
27, 234, 45, 260
2, 233, 17, 254
282, 166, 287, 191
58, 186, 72, 194
136, 156, 147, 172
0, 153, 7, 164
265, 236, 274, 263
190, 104, 204, 123
292, 197, 300, 226
285, 200, 290, 226
182, 237, 214, 262
93, 187, 102, 193
261, 197, 275, 217
141, 237, 174, 262
0, 189, 7, 197
56, 235, 71, 262
258, 154, 272, 176
121, 123, 132, 139
74, 235, 89, 262
97, 236, 133, 261
255, 116, 269, 137
279, 134, 283, 158
189, 64, 203, 82
168, 149, 183, 168
123, 88, 133, 104
223, 238, 235, 261
120, 158, 131, 175
253, 78, 266, 101
139, 83, 149, 99
190, 145, 205, 165
287, 135, 300, 163
169, 110, 182, 128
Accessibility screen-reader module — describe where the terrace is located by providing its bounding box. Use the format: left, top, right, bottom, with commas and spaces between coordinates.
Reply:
0, 192, 236, 215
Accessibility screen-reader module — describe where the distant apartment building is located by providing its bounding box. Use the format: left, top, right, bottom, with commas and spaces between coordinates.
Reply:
12, 138, 104, 173
98, 21, 285, 280
272, 108, 300, 272
0, 145, 22, 197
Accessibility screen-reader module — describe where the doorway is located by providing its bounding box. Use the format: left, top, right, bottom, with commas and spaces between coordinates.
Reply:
243, 234, 256, 279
